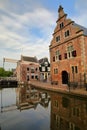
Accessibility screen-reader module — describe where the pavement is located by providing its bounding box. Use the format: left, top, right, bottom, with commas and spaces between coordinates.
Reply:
30, 81, 87, 97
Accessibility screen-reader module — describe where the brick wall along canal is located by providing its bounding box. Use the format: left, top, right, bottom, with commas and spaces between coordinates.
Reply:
0, 86, 87, 130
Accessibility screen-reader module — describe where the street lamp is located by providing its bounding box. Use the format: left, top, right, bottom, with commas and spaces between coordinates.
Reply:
0, 88, 3, 113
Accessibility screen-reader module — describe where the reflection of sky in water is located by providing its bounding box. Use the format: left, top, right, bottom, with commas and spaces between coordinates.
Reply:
0, 88, 16, 108
0, 104, 50, 130
0, 88, 50, 130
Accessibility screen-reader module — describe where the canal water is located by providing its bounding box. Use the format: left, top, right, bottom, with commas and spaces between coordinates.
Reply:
0, 86, 87, 130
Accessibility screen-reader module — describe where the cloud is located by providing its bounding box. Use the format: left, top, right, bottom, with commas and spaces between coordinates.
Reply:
75, 0, 87, 13
0, 0, 56, 69
72, 0, 87, 27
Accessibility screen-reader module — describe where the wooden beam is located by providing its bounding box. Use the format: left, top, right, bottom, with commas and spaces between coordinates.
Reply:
3, 58, 18, 63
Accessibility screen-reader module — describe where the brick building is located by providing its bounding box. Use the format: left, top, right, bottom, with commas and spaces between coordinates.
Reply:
16, 55, 40, 82
49, 5, 87, 86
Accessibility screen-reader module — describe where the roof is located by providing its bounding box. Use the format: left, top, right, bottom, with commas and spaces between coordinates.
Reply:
39, 57, 48, 64
21, 55, 38, 63
73, 23, 87, 36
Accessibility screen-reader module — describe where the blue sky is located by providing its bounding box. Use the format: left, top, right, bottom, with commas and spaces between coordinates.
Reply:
0, 0, 87, 70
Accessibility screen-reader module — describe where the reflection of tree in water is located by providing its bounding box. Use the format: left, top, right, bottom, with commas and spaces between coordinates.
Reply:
50, 93, 87, 130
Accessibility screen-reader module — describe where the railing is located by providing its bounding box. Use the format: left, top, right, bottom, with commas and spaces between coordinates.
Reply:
0, 77, 17, 81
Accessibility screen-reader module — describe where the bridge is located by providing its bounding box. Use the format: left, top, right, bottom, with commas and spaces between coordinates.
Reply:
3, 57, 19, 69
0, 77, 18, 88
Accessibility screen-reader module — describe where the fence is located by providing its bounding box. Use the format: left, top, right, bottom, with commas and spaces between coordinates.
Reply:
68, 73, 87, 90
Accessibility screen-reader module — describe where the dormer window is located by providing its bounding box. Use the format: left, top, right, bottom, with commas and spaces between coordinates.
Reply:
60, 22, 64, 29
65, 30, 70, 37
56, 36, 60, 42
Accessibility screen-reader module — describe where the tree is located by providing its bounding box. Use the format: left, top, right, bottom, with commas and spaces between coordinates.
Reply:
0, 67, 13, 77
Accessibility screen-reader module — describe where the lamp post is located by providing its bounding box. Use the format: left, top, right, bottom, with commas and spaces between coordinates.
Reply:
3, 58, 5, 70
0, 88, 3, 113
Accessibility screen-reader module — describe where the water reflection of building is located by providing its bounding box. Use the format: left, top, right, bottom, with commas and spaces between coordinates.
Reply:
40, 92, 50, 108
50, 93, 87, 130
16, 85, 50, 111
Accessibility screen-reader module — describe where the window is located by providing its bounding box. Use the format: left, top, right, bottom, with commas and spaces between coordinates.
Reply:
69, 122, 75, 130
65, 30, 70, 37
36, 68, 38, 71
72, 50, 77, 57
54, 100, 59, 107
27, 67, 29, 71
67, 45, 73, 52
67, 45, 77, 59
55, 50, 61, 61
60, 22, 64, 29
54, 114, 61, 128
67, 45, 74, 58
48, 67, 50, 71
42, 66, 45, 71
72, 107, 80, 117
54, 68, 58, 74
27, 75, 29, 81
56, 36, 60, 42
75, 66, 78, 73
71, 66, 78, 73
31, 75, 34, 79
39, 67, 42, 71
53, 56, 55, 62
59, 55, 62, 60
35, 75, 38, 80
72, 66, 74, 73
64, 53, 67, 59
45, 62, 48, 66
31, 69, 34, 73
62, 97, 70, 108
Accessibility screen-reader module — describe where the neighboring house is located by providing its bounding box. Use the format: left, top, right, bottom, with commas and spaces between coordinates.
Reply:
49, 5, 87, 86
39, 57, 50, 82
16, 55, 40, 82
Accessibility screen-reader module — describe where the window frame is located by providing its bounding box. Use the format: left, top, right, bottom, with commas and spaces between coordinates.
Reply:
60, 22, 64, 29
71, 66, 78, 73
67, 45, 74, 59
56, 36, 60, 42
65, 30, 70, 37
55, 50, 61, 61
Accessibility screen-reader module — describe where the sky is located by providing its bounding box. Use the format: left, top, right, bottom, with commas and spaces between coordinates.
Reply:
0, 0, 87, 70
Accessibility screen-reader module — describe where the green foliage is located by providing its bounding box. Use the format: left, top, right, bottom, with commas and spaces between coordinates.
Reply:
0, 67, 13, 77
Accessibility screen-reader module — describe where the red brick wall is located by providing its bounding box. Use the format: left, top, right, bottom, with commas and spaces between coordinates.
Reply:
49, 7, 87, 85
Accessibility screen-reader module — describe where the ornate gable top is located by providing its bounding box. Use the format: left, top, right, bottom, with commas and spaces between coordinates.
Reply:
58, 5, 67, 19
58, 5, 63, 12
